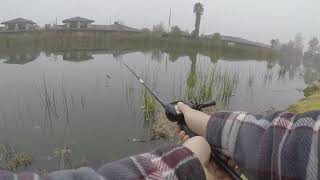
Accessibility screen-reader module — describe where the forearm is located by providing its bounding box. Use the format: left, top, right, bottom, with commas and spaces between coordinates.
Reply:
206, 110, 320, 179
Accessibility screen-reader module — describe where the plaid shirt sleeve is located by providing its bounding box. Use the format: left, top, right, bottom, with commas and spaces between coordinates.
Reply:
0, 145, 205, 180
207, 110, 320, 180
98, 144, 205, 180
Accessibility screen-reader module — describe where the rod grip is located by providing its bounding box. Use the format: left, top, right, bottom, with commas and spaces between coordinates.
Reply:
178, 122, 197, 137
199, 101, 216, 109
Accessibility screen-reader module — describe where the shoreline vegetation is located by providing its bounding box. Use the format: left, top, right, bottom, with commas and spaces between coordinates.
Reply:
0, 31, 276, 62
288, 83, 320, 113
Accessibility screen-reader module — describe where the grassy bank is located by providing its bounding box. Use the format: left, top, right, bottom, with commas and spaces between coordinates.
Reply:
288, 84, 320, 113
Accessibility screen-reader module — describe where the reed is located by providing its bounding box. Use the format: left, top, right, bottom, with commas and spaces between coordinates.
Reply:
0, 144, 33, 171
185, 63, 239, 106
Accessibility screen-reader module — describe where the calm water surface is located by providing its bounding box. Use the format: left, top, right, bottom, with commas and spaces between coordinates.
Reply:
0, 49, 312, 170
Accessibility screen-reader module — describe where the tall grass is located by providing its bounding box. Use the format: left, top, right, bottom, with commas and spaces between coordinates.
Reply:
248, 71, 255, 87
216, 69, 239, 105
303, 67, 320, 84
143, 90, 156, 121
140, 63, 160, 125
40, 77, 57, 134
185, 62, 239, 106
39, 76, 86, 137
0, 144, 33, 171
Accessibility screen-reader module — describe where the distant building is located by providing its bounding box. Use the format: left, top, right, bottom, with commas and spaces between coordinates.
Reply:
62, 17, 94, 29
204, 34, 270, 48
51, 18, 141, 33
50, 25, 65, 30
89, 22, 141, 33
107, 22, 141, 33
1, 18, 36, 31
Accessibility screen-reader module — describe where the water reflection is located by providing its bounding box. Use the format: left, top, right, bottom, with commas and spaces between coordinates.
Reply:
62, 51, 93, 62
0, 47, 318, 83
0, 47, 319, 108
303, 55, 320, 84
1, 51, 39, 64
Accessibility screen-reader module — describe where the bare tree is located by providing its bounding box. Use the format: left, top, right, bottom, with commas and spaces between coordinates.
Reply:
293, 33, 304, 53
270, 39, 280, 48
152, 22, 166, 34
308, 37, 319, 55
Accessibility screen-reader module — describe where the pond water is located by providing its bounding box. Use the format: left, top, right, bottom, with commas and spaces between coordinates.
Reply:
0, 48, 317, 171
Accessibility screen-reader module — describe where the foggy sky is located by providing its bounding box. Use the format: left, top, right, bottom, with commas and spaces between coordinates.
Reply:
1, 0, 319, 44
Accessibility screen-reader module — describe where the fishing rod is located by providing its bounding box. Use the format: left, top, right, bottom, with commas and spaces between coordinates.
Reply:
121, 60, 242, 180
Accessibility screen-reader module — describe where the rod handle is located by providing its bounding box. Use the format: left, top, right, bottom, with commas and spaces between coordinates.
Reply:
178, 122, 197, 137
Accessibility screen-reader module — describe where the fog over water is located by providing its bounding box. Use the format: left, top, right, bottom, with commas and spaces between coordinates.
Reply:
1, 0, 319, 43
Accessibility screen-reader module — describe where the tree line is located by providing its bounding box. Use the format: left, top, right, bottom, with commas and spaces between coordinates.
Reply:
270, 34, 320, 60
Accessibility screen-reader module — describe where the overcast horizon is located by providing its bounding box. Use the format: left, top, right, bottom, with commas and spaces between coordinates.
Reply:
1, 0, 319, 44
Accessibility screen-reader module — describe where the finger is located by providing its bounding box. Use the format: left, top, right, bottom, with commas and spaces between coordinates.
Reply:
182, 135, 190, 142
234, 165, 242, 175
221, 177, 233, 180
215, 167, 230, 179
227, 160, 237, 168
227, 160, 241, 175
177, 102, 191, 114
179, 131, 186, 141
219, 155, 229, 161
208, 160, 233, 179
182, 136, 211, 164
175, 127, 181, 134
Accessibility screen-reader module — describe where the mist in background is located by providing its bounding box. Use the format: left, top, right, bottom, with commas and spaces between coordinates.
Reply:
0, 0, 319, 43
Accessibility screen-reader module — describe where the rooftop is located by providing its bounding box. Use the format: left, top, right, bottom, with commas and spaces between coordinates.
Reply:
62, 17, 94, 23
1, 18, 36, 25
88, 22, 141, 32
205, 34, 269, 48
107, 22, 141, 32
221, 35, 269, 48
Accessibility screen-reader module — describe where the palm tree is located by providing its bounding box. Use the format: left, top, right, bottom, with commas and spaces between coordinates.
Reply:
193, 2, 204, 38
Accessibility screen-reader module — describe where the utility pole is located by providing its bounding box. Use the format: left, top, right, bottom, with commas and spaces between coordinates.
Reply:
168, 8, 171, 32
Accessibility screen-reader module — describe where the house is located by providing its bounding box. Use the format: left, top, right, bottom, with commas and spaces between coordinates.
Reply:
62, 17, 94, 29
1, 18, 36, 31
89, 22, 141, 33
51, 18, 141, 33
204, 34, 270, 48
50, 24, 65, 30
220, 35, 269, 48
106, 22, 141, 33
